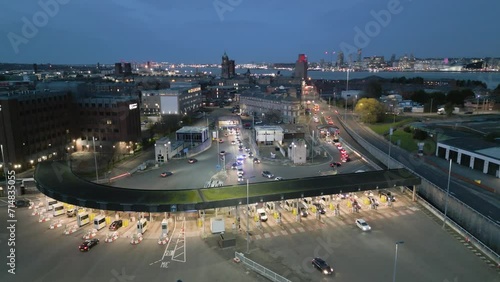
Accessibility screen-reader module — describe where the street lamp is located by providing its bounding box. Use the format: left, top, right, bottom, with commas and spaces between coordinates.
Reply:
246, 176, 255, 254
388, 127, 393, 169
92, 137, 98, 181
442, 159, 452, 229
392, 241, 404, 282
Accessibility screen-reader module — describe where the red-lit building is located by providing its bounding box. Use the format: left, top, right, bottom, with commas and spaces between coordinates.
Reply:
294, 54, 308, 81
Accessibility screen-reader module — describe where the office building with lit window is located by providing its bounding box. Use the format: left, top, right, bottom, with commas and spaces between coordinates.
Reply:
141, 84, 202, 115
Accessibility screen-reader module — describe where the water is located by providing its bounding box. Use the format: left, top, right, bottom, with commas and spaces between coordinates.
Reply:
176, 67, 500, 89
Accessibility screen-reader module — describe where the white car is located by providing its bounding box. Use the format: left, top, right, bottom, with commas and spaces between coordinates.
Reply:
355, 219, 371, 231
256, 208, 268, 222
237, 168, 244, 176
275, 177, 284, 181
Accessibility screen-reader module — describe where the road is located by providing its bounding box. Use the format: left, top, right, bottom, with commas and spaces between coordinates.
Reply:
334, 109, 500, 223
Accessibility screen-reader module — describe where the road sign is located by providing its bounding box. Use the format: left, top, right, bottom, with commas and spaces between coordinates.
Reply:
170, 205, 177, 212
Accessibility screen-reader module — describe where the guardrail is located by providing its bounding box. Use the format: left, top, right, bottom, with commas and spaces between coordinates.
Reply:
234, 252, 291, 282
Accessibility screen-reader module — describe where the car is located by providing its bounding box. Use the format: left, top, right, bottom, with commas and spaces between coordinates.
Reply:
329, 162, 341, 167
231, 140, 236, 145
378, 190, 396, 202
218, 139, 224, 143
237, 176, 244, 182
312, 257, 334, 275
253, 158, 261, 164
339, 149, 347, 154
248, 152, 254, 157
160, 171, 173, 177
326, 116, 332, 120
14, 199, 32, 208
313, 203, 326, 214
262, 171, 274, 178
109, 220, 123, 231
79, 238, 99, 252
328, 120, 334, 125
464, 111, 473, 114
299, 207, 309, 217
188, 158, 197, 164
237, 168, 244, 176
231, 163, 238, 170
256, 208, 268, 222
219, 150, 226, 156
255, 120, 263, 125
245, 147, 251, 152
274, 176, 284, 181
355, 218, 371, 231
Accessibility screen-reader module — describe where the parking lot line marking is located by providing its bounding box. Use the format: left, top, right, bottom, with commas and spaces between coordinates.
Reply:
289, 228, 297, 234
264, 233, 271, 238
255, 235, 262, 240
281, 230, 288, 236
297, 227, 305, 232
272, 231, 279, 237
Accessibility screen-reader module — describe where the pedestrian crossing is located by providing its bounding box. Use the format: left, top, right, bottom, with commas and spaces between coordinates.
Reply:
250, 208, 416, 241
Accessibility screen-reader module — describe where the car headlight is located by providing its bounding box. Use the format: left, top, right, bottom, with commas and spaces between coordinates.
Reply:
323, 270, 328, 274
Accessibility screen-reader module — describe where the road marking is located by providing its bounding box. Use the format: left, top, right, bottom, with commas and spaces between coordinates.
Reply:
289, 228, 296, 234
272, 231, 279, 237
297, 227, 305, 233
264, 233, 271, 238
255, 234, 262, 240
281, 230, 288, 235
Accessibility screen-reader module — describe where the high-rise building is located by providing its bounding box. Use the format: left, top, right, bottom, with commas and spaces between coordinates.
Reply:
221, 52, 236, 79
337, 51, 344, 67
294, 54, 308, 80
123, 63, 132, 75
114, 63, 123, 75
357, 49, 362, 62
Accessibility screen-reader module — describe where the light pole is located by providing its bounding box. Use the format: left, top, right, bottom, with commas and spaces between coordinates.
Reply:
392, 240, 404, 282
217, 130, 220, 167
92, 137, 98, 181
388, 128, 393, 169
246, 175, 255, 253
442, 158, 452, 229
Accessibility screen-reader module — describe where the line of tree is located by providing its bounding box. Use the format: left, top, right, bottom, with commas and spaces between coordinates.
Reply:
410, 88, 475, 112
455, 79, 487, 89
390, 76, 425, 84
354, 98, 385, 123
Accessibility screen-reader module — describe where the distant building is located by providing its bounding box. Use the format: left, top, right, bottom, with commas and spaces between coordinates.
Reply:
288, 139, 307, 164
123, 63, 132, 75
141, 84, 202, 115
294, 54, 308, 80
337, 52, 344, 67
254, 125, 284, 146
239, 90, 301, 123
221, 52, 236, 79
114, 63, 123, 75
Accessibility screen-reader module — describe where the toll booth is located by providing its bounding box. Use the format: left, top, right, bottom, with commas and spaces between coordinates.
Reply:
161, 219, 168, 235
94, 215, 106, 230
137, 218, 148, 234
77, 212, 90, 227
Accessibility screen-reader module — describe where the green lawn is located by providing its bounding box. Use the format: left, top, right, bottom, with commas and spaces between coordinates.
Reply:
367, 117, 421, 152
368, 117, 415, 135
389, 130, 418, 152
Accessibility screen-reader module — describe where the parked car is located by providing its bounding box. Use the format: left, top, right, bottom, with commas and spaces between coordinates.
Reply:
274, 177, 284, 181
262, 171, 274, 178
79, 238, 99, 252
313, 203, 326, 214
378, 190, 396, 202
329, 162, 341, 167
311, 257, 334, 275
14, 199, 32, 208
257, 208, 268, 222
188, 158, 197, 164
355, 218, 371, 231
299, 207, 309, 217
160, 171, 173, 177
109, 220, 123, 231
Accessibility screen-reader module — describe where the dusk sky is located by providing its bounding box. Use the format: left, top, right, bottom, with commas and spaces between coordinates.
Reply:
1, 0, 499, 64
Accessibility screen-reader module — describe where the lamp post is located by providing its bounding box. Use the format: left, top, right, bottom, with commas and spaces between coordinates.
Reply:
388, 128, 393, 169
92, 137, 98, 181
246, 175, 255, 253
442, 158, 452, 229
392, 241, 404, 282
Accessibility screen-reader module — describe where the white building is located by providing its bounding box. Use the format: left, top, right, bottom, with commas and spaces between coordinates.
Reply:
340, 90, 362, 99
141, 84, 202, 115
254, 126, 284, 145
288, 139, 307, 164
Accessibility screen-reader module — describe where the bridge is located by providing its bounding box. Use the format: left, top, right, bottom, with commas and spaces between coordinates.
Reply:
34, 161, 421, 212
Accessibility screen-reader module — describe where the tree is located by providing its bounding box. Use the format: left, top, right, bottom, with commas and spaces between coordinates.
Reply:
362, 81, 383, 99
354, 98, 385, 123
264, 109, 282, 124
492, 84, 500, 96
444, 102, 455, 116
446, 89, 475, 106
410, 90, 429, 105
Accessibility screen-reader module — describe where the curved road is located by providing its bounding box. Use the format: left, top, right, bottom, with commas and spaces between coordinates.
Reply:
335, 110, 500, 223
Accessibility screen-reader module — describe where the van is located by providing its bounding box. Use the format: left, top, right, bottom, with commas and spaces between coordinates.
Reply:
67, 208, 76, 217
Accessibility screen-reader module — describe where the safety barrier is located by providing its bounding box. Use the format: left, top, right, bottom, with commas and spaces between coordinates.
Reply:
83, 229, 97, 239
64, 224, 78, 235
234, 252, 291, 282
49, 220, 63, 229
130, 233, 143, 245
105, 232, 119, 243
38, 214, 51, 222
158, 234, 169, 245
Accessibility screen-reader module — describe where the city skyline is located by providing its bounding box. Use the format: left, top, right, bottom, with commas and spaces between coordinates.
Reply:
1, 0, 500, 64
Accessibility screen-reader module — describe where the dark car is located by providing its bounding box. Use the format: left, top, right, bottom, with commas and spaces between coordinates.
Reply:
312, 257, 334, 275
14, 199, 32, 208
79, 238, 99, 252
160, 171, 173, 177
378, 190, 396, 202
253, 158, 261, 164
329, 162, 341, 167
299, 207, 309, 217
313, 203, 326, 214
188, 158, 197, 164
109, 220, 123, 231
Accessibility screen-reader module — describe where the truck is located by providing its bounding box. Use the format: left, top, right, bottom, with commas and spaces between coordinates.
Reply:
210, 217, 225, 234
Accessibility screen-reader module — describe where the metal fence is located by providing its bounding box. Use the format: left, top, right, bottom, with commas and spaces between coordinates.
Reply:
234, 252, 291, 282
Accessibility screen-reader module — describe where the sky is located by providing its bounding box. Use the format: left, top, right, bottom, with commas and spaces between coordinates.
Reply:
0, 0, 499, 64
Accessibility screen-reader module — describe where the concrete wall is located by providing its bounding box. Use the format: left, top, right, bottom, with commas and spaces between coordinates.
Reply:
339, 118, 500, 255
